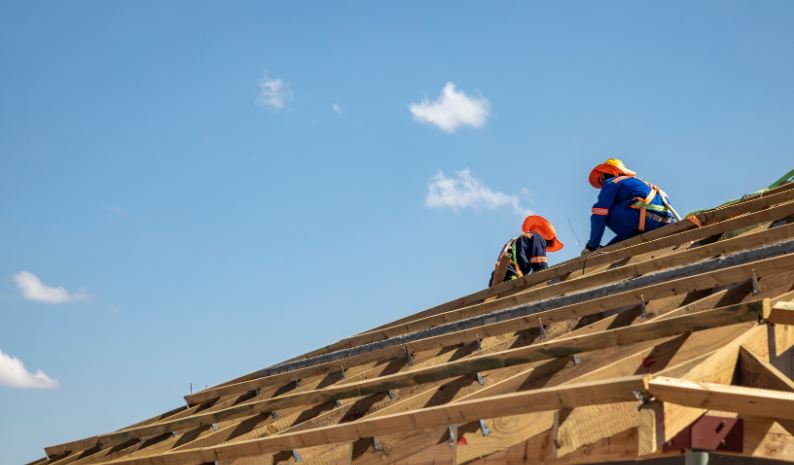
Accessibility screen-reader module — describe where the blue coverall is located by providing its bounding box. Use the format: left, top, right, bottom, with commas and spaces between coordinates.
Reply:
490, 233, 548, 285
588, 176, 674, 249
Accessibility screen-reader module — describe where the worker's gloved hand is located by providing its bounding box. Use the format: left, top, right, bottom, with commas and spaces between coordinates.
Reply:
580, 244, 598, 255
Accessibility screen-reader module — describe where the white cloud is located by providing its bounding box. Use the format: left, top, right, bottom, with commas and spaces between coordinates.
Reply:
409, 83, 492, 133
255, 72, 291, 110
426, 169, 532, 216
0, 349, 59, 389
13, 271, 91, 303
332, 103, 343, 116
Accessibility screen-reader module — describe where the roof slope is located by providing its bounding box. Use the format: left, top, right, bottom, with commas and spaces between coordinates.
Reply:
33, 181, 794, 465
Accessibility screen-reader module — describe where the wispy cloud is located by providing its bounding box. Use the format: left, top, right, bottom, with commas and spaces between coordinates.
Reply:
13, 271, 92, 303
0, 349, 59, 389
410, 83, 492, 133
332, 103, 343, 116
426, 169, 532, 216
255, 71, 291, 110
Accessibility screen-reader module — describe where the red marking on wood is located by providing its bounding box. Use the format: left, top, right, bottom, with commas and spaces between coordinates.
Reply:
641, 349, 660, 373
758, 340, 770, 359
457, 437, 469, 446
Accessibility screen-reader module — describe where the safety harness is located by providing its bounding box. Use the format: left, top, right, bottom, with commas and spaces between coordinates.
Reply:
611, 176, 675, 232
494, 232, 539, 279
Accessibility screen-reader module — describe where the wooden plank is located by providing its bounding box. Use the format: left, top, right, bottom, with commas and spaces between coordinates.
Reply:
730, 416, 794, 462
650, 376, 794, 420
770, 301, 794, 325
342, 241, 794, 346
191, 184, 794, 406
45, 438, 98, 458
391, 325, 744, 465
107, 375, 651, 465
187, 250, 794, 407
105, 303, 763, 448
738, 345, 794, 391
363, 184, 794, 333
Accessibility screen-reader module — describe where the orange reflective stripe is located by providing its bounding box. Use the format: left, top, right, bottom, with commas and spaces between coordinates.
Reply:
530, 257, 547, 263
611, 176, 629, 184
592, 207, 609, 216
638, 209, 646, 231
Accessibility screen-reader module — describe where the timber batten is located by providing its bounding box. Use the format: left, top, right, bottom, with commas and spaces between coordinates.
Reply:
29, 180, 794, 465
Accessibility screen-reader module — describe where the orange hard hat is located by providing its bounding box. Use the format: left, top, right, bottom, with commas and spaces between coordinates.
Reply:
522, 215, 564, 252
589, 158, 636, 189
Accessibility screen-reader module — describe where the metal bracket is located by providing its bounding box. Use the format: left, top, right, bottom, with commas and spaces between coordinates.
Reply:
448, 425, 458, 448
294, 375, 300, 389
293, 449, 302, 462
271, 411, 278, 419
373, 436, 382, 451
336, 400, 343, 408
479, 419, 491, 436
475, 332, 482, 351
255, 387, 260, 397
633, 391, 647, 409
752, 267, 759, 295
172, 431, 178, 437
640, 293, 648, 318
341, 365, 346, 381
138, 437, 144, 443
388, 390, 396, 400
212, 424, 218, 431
405, 346, 413, 366
539, 317, 546, 340
476, 372, 484, 385
573, 354, 582, 365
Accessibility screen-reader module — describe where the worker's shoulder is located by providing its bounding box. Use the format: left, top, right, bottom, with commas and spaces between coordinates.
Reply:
517, 232, 546, 246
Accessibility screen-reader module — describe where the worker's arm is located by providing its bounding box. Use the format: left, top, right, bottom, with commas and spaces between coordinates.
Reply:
587, 182, 620, 249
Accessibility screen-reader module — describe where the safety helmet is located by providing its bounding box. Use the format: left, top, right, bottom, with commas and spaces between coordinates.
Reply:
522, 215, 564, 252
589, 158, 636, 189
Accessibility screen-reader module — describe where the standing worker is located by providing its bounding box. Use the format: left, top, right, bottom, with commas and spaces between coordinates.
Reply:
490, 215, 564, 286
583, 158, 677, 254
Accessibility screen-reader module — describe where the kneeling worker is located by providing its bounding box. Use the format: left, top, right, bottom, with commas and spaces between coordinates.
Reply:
490, 215, 564, 286
583, 158, 676, 254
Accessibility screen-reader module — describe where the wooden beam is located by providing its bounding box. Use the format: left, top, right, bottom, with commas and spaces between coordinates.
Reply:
264, 186, 794, 370
106, 303, 763, 448
361, 183, 794, 335
339, 240, 794, 347
107, 375, 651, 465
769, 301, 794, 326
650, 376, 794, 420
738, 345, 794, 391
45, 438, 98, 459
353, 324, 744, 465
728, 416, 794, 462
187, 250, 791, 407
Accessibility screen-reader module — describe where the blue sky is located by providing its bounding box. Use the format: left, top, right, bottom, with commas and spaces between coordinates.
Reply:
2, 1, 794, 463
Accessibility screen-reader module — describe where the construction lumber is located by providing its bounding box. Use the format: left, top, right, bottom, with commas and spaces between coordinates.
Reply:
239, 186, 794, 378
44, 439, 99, 459
738, 345, 794, 391
186, 249, 794, 407
361, 183, 794, 334
769, 301, 794, 326
491, 253, 510, 288
650, 376, 794, 420
328, 239, 794, 349
286, 324, 748, 465
111, 304, 765, 448
107, 375, 651, 465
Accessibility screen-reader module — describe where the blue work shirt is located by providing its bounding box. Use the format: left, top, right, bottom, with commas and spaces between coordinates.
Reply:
490, 233, 548, 286
588, 176, 673, 249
